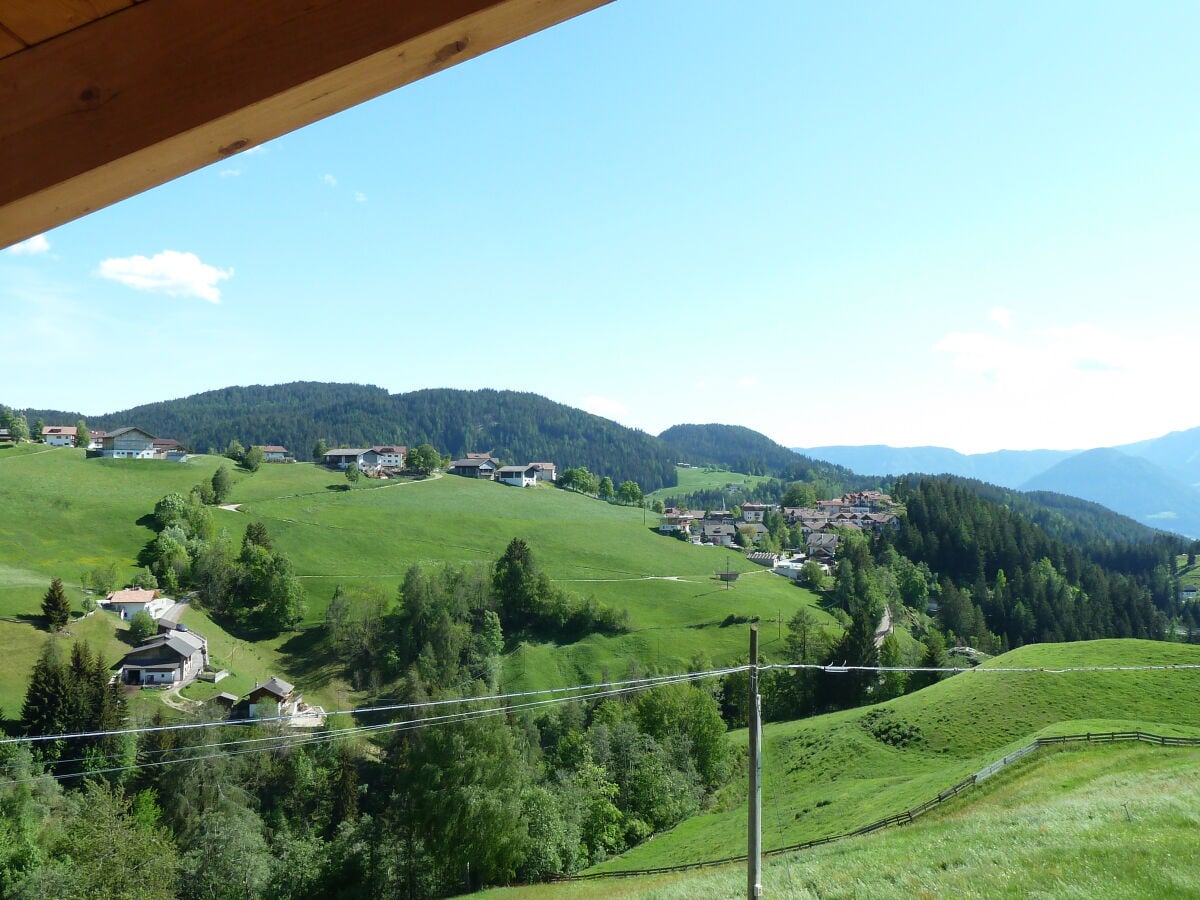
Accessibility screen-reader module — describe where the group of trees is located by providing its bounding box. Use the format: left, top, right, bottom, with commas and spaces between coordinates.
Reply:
326, 541, 628, 693
559, 467, 646, 508
0, 406, 31, 442
20, 640, 130, 777
143, 490, 305, 631
225, 439, 266, 473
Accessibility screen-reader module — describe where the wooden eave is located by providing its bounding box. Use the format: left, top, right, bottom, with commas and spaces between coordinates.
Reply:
0, 0, 611, 248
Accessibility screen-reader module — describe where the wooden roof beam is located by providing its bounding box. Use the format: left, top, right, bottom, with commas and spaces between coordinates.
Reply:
0, 0, 611, 248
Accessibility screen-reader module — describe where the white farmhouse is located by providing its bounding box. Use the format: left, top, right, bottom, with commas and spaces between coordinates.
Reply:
103, 588, 173, 620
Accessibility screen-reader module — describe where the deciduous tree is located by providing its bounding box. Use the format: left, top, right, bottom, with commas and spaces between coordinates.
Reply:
127, 610, 156, 644
242, 445, 264, 472
211, 465, 233, 503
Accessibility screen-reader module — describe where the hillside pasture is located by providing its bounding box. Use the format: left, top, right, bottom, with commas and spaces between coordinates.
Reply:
235, 472, 832, 689
581, 639, 1200, 873
0, 452, 832, 715
648, 465, 773, 502
482, 740, 1200, 899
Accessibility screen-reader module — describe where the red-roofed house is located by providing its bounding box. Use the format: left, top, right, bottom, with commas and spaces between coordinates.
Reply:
103, 588, 173, 620
42, 425, 77, 447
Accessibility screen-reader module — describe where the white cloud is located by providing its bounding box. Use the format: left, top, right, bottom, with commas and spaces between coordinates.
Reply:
243, 145, 268, 155
580, 395, 630, 421
737, 375, 758, 388
96, 250, 233, 304
7, 234, 50, 255
987, 305, 1014, 328
219, 168, 241, 178
322, 173, 338, 187
354, 192, 367, 203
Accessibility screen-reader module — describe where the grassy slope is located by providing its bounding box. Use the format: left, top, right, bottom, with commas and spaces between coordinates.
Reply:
578, 640, 1200, 873
0, 452, 831, 716
483, 741, 1200, 899
0, 445, 237, 716
647, 466, 773, 502
241, 471, 830, 691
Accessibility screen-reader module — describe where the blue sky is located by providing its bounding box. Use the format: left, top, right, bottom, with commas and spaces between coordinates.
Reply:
4, 1, 1199, 454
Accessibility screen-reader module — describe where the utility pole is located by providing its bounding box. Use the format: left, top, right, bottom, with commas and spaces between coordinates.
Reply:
748, 623, 762, 898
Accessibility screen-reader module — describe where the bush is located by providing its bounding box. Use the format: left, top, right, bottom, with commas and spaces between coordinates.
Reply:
861, 709, 923, 747
127, 610, 157, 644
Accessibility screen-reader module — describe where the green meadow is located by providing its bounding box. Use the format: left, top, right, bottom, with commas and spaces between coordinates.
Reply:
576, 639, 1200, 874
0, 448, 830, 716
482, 740, 1200, 899
647, 466, 773, 502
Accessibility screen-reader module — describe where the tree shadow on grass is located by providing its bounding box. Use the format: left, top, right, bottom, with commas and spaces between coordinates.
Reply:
325, 484, 352, 492
276, 626, 340, 689
0, 614, 44, 627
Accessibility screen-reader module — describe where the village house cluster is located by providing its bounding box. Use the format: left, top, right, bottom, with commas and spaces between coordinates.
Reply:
659, 490, 902, 575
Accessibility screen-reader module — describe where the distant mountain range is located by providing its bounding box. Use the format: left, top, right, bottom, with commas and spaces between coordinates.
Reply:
797, 428, 1200, 538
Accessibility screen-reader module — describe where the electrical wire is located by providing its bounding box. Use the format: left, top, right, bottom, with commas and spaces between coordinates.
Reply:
0, 670, 718, 787
0, 665, 746, 747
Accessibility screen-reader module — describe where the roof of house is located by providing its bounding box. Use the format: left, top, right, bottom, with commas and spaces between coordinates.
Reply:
806, 533, 839, 548
104, 426, 157, 440
255, 445, 289, 453
104, 588, 160, 605
530, 461, 556, 469
252, 676, 295, 699
324, 448, 366, 457
497, 465, 536, 475
127, 629, 205, 661
43, 425, 77, 436
451, 458, 494, 468
465, 452, 496, 459
369, 445, 407, 454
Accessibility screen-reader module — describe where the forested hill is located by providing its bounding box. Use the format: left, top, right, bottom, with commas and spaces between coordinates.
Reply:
900, 474, 1170, 547
19, 382, 680, 492
390, 388, 677, 492
659, 423, 873, 487
888, 477, 1193, 648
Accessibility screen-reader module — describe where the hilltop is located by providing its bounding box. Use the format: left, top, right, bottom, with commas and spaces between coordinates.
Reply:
16, 383, 680, 492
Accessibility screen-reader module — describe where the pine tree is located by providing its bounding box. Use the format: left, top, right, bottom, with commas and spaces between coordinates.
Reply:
21, 641, 71, 758
41, 577, 71, 632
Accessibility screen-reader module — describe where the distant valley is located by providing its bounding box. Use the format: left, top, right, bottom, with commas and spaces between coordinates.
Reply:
798, 428, 1200, 538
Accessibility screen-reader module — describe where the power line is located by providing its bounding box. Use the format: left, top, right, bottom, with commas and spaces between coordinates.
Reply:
6, 659, 1194, 749
765, 662, 1200, 675
1, 666, 745, 747
0, 671, 716, 788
